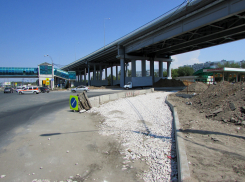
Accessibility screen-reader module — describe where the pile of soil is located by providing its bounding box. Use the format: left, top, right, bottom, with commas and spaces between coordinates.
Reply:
181, 82, 208, 93
153, 78, 185, 87
168, 81, 245, 181
190, 81, 245, 124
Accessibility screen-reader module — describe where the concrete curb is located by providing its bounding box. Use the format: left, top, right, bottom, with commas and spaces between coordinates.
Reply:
89, 88, 154, 108
165, 96, 191, 182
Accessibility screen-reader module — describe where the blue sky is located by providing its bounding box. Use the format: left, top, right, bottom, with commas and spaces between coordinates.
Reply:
1, 0, 245, 81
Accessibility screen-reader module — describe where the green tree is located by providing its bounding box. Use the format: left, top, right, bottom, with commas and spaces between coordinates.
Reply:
171, 69, 179, 78
107, 74, 116, 85
154, 71, 159, 77
217, 61, 240, 68
177, 67, 194, 76
163, 71, 167, 77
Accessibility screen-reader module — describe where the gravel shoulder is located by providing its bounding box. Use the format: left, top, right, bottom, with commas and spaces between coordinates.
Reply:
168, 89, 245, 182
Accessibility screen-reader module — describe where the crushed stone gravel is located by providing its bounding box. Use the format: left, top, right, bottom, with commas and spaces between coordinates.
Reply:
88, 92, 177, 182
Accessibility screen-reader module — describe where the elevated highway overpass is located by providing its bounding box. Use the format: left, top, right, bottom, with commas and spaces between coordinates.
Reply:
61, 0, 245, 87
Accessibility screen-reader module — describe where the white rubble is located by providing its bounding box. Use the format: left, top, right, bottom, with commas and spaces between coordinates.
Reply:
88, 92, 177, 182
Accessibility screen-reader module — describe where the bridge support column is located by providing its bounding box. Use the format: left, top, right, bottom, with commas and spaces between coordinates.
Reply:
131, 60, 136, 77
88, 65, 91, 86
120, 59, 125, 87
84, 68, 87, 83
111, 65, 113, 86
150, 60, 154, 76
159, 61, 163, 77
93, 65, 96, 81
150, 60, 154, 83
105, 66, 107, 81
141, 60, 146, 77
167, 61, 172, 79
116, 66, 118, 80
100, 65, 102, 81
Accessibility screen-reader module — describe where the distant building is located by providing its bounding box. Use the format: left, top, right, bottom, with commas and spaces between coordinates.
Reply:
180, 60, 241, 72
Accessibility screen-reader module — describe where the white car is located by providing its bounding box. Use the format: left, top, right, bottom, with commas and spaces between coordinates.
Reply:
18, 86, 41, 94
71, 85, 89, 93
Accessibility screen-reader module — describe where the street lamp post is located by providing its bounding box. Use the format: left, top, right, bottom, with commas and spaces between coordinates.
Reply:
44, 54, 54, 90
104, 18, 110, 50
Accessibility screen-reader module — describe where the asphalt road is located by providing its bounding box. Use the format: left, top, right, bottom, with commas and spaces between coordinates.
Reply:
0, 89, 125, 150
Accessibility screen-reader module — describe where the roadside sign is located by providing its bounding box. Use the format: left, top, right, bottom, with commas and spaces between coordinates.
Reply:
69, 95, 79, 111
46, 78, 49, 81
46, 81, 50, 85
51, 79, 54, 81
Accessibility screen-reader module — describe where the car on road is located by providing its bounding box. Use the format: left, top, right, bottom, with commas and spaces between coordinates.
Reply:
18, 86, 41, 94
40, 87, 50, 93
71, 85, 89, 93
4, 87, 14, 93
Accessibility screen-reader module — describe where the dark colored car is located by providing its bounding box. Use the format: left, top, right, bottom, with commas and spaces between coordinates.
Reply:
40, 87, 50, 93
4, 87, 14, 93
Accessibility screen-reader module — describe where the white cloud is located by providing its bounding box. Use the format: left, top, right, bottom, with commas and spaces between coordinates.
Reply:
171, 50, 201, 69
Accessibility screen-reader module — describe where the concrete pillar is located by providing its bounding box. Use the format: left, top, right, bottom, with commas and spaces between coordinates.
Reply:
159, 61, 163, 77
116, 66, 118, 80
236, 73, 238, 82
126, 63, 128, 77
131, 60, 136, 77
120, 59, 125, 87
93, 65, 96, 81
150, 60, 154, 83
100, 65, 102, 80
111, 66, 113, 86
141, 60, 146, 77
150, 60, 154, 76
167, 61, 172, 79
105, 66, 107, 79
84, 68, 87, 83
88, 65, 90, 86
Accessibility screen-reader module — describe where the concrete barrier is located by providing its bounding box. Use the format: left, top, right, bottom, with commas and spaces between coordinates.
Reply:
109, 93, 118, 101
90, 88, 155, 108
117, 92, 126, 98
99, 95, 110, 104
125, 91, 134, 97
165, 96, 191, 182
89, 96, 100, 107
133, 90, 141, 96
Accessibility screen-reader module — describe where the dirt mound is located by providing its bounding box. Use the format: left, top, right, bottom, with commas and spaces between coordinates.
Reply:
181, 82, 208, 93
190, 81, 245, 124
153, 79, 185, 87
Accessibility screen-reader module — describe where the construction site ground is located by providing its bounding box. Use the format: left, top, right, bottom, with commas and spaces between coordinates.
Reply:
168, 81, 245, 182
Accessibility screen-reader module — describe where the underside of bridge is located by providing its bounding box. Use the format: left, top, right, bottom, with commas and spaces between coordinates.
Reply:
61, 0, 245, 87
131, 11, 245, 58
